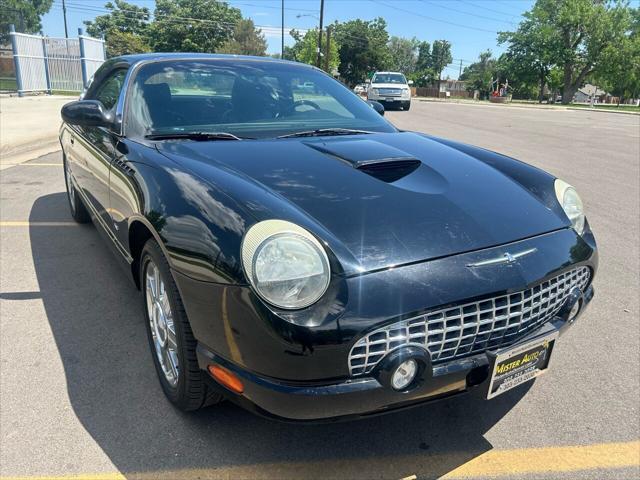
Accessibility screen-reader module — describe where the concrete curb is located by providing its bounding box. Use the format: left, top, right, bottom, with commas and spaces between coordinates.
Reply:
0, 145, 61, 171
566, 107, 640, 116
415, 97, 639, 115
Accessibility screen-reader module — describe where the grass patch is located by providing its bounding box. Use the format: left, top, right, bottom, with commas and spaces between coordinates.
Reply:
51, 90, 81, 96
0, 77, 17, 91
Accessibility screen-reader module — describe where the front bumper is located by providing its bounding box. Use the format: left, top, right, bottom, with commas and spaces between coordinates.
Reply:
197, 284, 593, 422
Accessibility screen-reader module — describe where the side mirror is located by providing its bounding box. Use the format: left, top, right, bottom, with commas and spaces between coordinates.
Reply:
408, 80, 414, 86
367, 100, 385, 116
365, 79, 371, 84
61, 100, 112, 128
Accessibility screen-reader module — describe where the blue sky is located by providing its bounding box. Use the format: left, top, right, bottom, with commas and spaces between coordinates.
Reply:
41, 0, 536, 78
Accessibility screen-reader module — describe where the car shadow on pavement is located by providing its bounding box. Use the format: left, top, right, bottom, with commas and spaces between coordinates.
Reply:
30, 192, 531, 480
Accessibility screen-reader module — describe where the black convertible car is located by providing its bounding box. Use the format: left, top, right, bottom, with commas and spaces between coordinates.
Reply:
59, 54, 597, 421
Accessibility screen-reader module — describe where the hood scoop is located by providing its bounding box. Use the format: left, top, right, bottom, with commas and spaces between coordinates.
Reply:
305, 139, 421, 182
356, 158, 421, 182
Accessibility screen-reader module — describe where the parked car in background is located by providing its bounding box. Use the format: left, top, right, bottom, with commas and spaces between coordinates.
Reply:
59, 53, 597, 421
367, 71, 413, 110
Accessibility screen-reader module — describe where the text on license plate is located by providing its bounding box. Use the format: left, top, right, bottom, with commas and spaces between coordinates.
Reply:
487, 331, 558, 399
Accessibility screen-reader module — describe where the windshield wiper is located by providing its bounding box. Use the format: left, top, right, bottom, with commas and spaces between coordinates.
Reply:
145, 132, 245, 141
277, 128, 375, 139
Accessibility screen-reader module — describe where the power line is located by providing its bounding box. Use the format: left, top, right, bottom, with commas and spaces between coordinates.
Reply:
370, 0, 498, 34
51, 1, 291, 32
457, 0, 524, 20
226, 1, 318, 14
417, 0, 517, 26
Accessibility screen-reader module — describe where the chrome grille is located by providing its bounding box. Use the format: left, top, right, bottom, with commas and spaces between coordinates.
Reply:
348, 267, 591, 376
378, 88, 402, 96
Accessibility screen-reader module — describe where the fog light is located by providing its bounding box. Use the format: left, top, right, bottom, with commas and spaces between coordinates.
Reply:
568, 300, 581, 322
391, 359, 418, 391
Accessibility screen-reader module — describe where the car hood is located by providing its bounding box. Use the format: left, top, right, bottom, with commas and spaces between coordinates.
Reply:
156, 132, 566, 274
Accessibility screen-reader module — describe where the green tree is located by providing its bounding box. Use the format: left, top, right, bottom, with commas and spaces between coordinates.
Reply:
498, 12, 556, 103
591, 7, 640, 105
387, 36, 419, 75
431, 39, 453, 91
84, 0, 151, 56
103, 29, 151, 57
150, 0, 241, 53
1, 0, 52, 42
503, 0, 633, 105
460, 50, 497, 99
84, 0, 150, 37
218, 19, 267, 56
286, 28, 339, 73
332, 18, 391, 86
411, 41, 432, 86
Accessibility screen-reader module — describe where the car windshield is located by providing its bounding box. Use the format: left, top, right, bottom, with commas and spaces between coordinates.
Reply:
372, 73, 407, 84
125, 59, 396, 139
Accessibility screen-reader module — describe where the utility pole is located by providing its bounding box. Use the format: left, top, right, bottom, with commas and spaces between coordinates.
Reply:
324, 26, 331, 72
62, 0, 69, 38
316, 0, 324, 68
458, 59, 462, 78
281, 0, 284, 59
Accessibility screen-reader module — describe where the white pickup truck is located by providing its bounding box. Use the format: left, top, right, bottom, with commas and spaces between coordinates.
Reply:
366, 71, 413, 111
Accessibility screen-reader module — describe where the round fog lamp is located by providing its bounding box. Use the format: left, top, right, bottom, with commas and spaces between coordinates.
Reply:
568, 300, 581, 322
391, 359, 418, 391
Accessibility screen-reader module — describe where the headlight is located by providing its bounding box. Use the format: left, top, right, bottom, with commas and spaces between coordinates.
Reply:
242, 220, 330, 309
371, 88, 379, 95
554, 179, 585, 235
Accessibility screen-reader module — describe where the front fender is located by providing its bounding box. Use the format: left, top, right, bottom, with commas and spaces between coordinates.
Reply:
113, 140, 256, 284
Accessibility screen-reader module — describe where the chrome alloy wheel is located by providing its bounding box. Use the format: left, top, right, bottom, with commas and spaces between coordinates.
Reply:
65, 161, 76, 211
145, 260, 179, 387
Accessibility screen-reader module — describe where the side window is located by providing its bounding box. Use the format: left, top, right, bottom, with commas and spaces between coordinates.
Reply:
92, 69, 127, 111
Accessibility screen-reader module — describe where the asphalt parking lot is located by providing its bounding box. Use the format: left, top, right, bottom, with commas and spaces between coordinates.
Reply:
1, 101, 638, 479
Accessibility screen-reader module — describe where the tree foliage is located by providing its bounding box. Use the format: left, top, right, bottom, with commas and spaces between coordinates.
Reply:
150, 0, 241, 53
460, 50, 497, 99
285, 28, 340, 73
410, 41, 432, 86
84, 0, 151, 56
332, 18, 391, 86
431, 39, 453, 86
498, 10, 556, 102
387, 36, 419, 75
591, 6, 640, 103
103, 29, 151, 57
1, 0, 53, 43
218, 19, 267, 56
499, 0, 634, 104
84, 0, 150, 37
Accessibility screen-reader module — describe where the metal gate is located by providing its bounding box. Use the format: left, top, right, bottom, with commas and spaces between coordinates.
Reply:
9, 25, 106, 96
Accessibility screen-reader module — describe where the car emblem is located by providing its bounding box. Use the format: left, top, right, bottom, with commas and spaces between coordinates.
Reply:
466, 248, 537, 267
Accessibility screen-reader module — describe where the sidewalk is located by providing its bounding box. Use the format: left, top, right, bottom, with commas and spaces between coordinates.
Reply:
0, 94, 77, 168
416, 96, 640, 115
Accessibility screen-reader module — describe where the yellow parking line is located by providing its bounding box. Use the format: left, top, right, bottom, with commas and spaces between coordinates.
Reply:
442, 440, 640, 478
0, 440, 638, 480
0, 221, 78, 227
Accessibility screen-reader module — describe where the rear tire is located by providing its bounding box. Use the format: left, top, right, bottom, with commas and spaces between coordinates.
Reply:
63, 154, 91, 224
141, 239, 223, 411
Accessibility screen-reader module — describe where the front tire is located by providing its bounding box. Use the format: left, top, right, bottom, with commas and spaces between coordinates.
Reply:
141, 239, 223, 411
63, 154, 90, 223
403, 101, 411, 111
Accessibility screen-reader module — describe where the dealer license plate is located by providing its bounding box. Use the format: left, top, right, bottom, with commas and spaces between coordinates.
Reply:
487, 331, 558, 399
